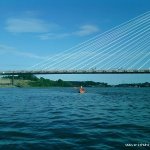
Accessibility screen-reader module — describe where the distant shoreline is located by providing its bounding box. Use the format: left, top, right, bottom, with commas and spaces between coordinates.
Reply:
0, 74, 150, 88
0, 85, 150, 88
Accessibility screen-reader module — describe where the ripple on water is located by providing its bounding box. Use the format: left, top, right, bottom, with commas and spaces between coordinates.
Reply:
0, 87, 149, 150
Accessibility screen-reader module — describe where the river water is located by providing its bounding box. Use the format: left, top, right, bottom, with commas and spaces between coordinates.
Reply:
0, 87, 149, 150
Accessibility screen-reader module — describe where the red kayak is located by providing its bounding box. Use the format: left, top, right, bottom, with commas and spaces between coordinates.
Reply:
79, 86, 85, 93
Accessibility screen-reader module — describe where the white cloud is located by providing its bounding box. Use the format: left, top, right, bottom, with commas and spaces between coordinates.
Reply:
5, 12, 99, 38
5, 18, 58, 33
74, 25, 99, 36
0, 44, 45, 59
39, 24, 100, 40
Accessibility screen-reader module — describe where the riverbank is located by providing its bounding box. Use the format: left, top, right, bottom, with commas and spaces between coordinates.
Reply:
0, 78, 110, 88
0, 74, 150, 88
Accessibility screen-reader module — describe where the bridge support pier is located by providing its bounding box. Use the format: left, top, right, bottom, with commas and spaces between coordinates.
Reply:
11, 75, 14, 85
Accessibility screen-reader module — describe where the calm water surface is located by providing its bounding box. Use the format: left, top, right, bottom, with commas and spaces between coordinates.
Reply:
0, 87, 150, 150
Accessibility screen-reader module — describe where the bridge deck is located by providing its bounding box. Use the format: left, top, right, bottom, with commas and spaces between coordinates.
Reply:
0, 69, 150, 75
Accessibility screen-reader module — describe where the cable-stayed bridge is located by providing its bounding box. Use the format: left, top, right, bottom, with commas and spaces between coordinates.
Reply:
0, 11, 150, 75
0, 69, 150, 75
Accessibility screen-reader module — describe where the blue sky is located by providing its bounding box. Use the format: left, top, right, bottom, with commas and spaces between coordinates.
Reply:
0, 0, 150, 84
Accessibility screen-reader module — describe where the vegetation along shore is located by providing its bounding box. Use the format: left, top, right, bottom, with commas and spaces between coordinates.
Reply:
0, 74, 150, 88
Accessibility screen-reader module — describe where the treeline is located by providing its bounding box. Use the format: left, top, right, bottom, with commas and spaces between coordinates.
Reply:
2, 74, 110, 87
2, 75, 150, 87
115, 82, 150, 87
30, 78, 73, 87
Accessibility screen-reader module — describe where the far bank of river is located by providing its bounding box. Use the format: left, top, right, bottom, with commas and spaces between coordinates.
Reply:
0, 78, 150, 88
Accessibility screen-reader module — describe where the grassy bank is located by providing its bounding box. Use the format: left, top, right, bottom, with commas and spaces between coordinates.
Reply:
0, 75, 150, 88
0, 79, 31, 88
0, 74, 110, 88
